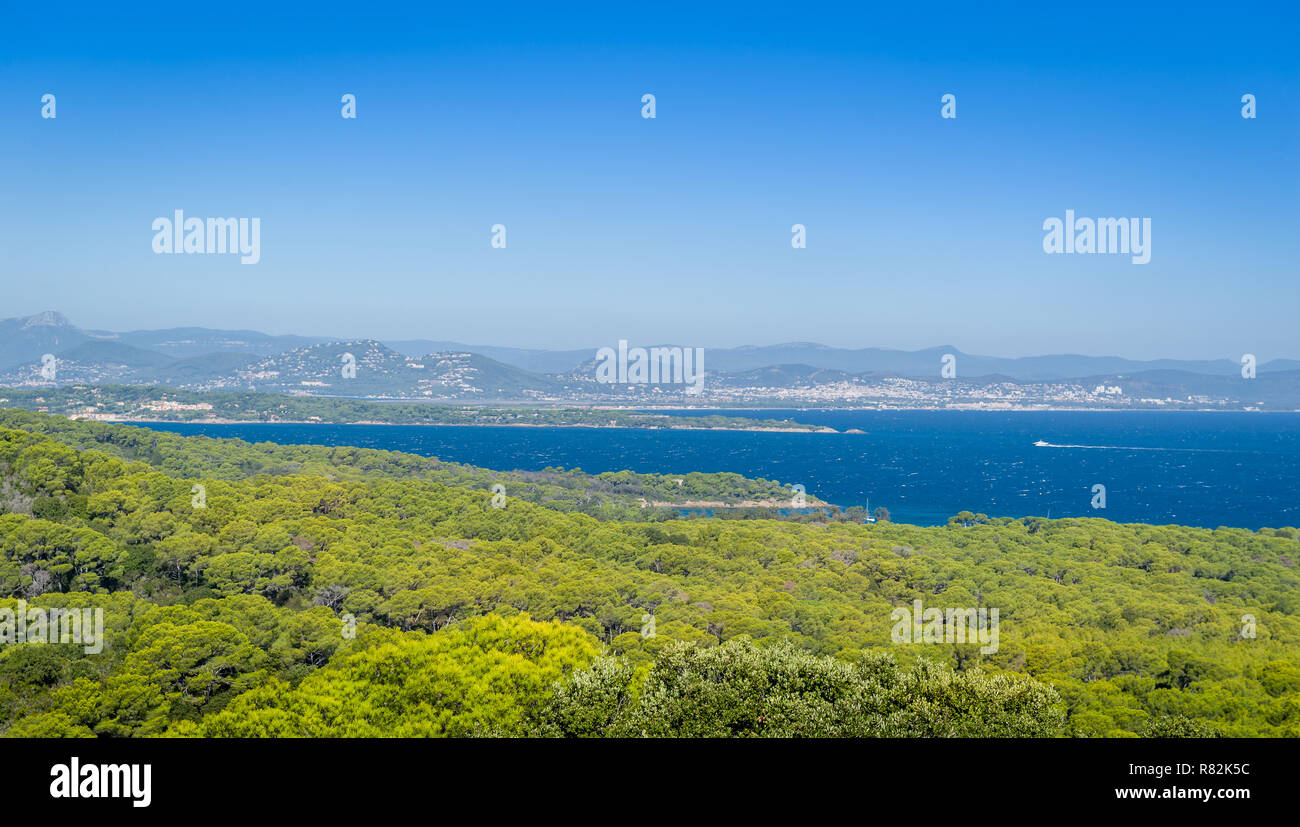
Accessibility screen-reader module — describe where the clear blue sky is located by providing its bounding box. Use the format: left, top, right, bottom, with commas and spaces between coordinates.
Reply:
1, 1, 1296, 359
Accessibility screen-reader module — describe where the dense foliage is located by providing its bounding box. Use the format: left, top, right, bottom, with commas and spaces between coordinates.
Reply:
539, 638, 1063, 737
1, 410, 1297, 737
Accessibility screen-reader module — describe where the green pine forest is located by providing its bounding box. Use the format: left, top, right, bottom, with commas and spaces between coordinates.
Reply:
0, 407, 1297, 737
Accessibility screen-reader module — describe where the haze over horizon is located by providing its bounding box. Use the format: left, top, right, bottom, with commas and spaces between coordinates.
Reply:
4, 308, 1297, 366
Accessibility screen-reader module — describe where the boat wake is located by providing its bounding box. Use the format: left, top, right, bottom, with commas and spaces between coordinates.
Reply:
1034, 441, 1228, 453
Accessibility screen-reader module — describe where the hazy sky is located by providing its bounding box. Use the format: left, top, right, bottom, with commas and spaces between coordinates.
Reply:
1, 2, 1296, 359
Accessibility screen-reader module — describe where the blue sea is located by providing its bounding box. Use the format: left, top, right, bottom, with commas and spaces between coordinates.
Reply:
136, 410, 1300, 530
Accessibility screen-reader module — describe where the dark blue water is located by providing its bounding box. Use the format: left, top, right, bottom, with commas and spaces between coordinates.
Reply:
136, 410, 1300, 529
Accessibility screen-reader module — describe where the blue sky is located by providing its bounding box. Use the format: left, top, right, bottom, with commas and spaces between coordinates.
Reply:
0, 1, 1296, 359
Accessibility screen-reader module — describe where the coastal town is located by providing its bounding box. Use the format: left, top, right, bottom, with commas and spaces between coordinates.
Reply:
557, 375, 1250, 410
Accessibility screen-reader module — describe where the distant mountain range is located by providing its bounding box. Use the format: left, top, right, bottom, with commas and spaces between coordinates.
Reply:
374, 338, 1300, 379
0, 312, 1295, 408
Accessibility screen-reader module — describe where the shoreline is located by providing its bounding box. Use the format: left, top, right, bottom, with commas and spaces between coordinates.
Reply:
85, 416, 839, 434
643, 499, 832, 509
69, 407, 1300, 434
602, 405, 1289, 413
